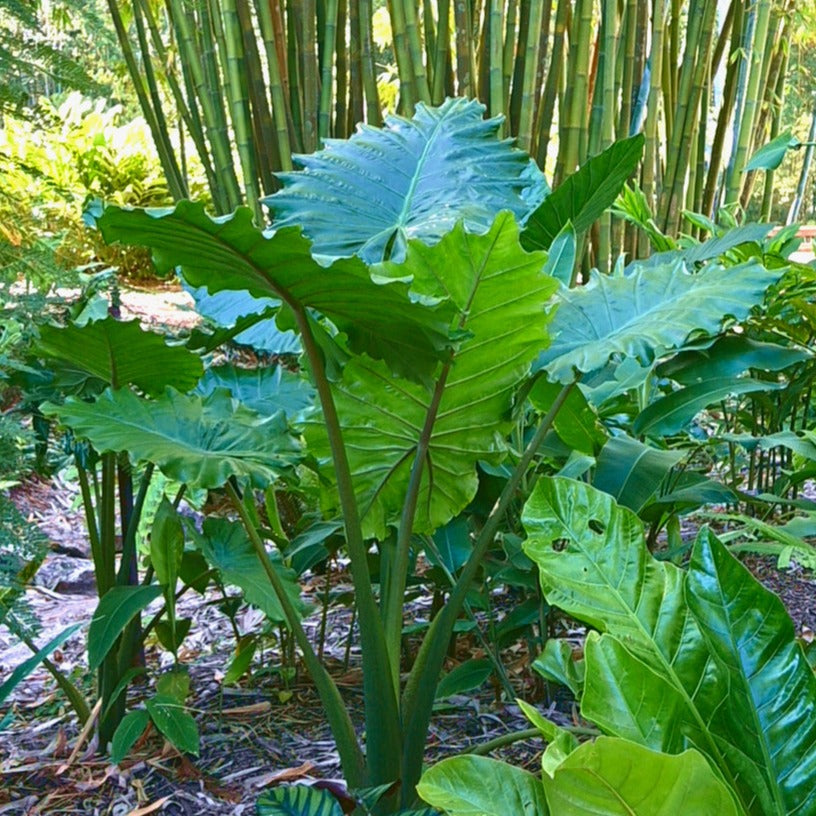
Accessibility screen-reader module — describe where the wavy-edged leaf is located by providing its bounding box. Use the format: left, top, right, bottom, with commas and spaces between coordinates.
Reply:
538, 260, 783, 383
90, 201, 455, 381
633, 378, 784, 437
188, 518, 306, 623
194, 364, 315, 420
42, 388, 300, 489
522, 135, 644, 252
686, 530, 816, 815
185, 285, 301, 355
543, 736, 740, 815
305, 214, 557, 537
417, 755, 549, 816
256, 784, 344, 816
266, 98, 548, 263
37, 317, 203, 396
88, 586, 162, 671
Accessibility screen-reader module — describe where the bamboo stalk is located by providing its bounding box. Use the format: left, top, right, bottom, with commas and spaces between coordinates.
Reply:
516, 0, 542, 153
359, 0, 381, 123
488, 0, 505, 124
431, 0, 451, 104
389, 0, 418, 111
318, 0, 340, 140
454, 0, 475, 97
348, 0, 365, 125
535, 0, 568, 169
335, 0, 349, 136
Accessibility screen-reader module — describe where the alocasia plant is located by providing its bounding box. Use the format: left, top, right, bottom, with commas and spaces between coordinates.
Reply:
42, 100, 788, 809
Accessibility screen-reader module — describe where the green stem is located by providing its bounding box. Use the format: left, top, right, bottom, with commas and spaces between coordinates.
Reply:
399, 380, 577, 805
226, 482, 365, 784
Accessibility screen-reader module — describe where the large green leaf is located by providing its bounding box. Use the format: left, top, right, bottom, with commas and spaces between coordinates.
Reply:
521, 135, 645, 252
194, 364, 315, 420
417, 755, 549, 816
657, 335, 811, 385
88, 586, 162, 671
256, 784, 344, 816
592, 435, 685, 513
266, 98, 548, 263
686, 530, 816, 815
538, 260, 782, 383
188, 518, 306, 623
90, 201, 455, 381
745, 131, 800, 171
543, 737, 740, 815
110, 709, 150, 764
305, 214, 557, 537
42, 387, 300, 489
633, 378, 784, 437
37, 317, 203, 396
522, 478, 809, 814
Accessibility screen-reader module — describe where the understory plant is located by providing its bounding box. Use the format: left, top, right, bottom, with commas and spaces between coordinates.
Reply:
36, 100, 790, 810
418, 477, 816, 815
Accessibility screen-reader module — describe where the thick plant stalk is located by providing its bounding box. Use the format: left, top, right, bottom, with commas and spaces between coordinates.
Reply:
299, 0, 319, 151
453, 0, 476, 97
255, 0, 294, 170
106, 0, 186, 201
227, 482, 366, 785
389, 0, 418, 111
556, 0, 593, 184
502, 0, 518, 109
318, 0, 340, 140
400, 381, 577, 806
348, 0, 365, 125
401, 0, 432, 104
535, 0, 569, 168
488, 0, 505, 123
218, 0, 263, 218
725, 0, 773, 207
359, 0, 381, 124
516, 0, 543, 153
289, 304, 402, 787
431, 0, 451, 105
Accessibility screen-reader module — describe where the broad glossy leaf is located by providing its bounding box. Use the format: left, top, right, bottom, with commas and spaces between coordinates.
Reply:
592, 435, 685, 513
522, 479, 789, 814
538, 260, 782, 383
687, 530, 816, 815
194, 364, 315, 420
189, 518, 306, 623
516, 698, 579, 777
541, 223, 576, 286
658, 335, 810, 385
435, 659, 493, 699
633, 378, 784, 437
145, 693, 199, 755
88, 586, 162, 671
110, 709, 150, 764
37, 317, 203, 395
745, 131, 800, 171
185, 285, 301, 355
522, 135, 645, 252
91, 201, 455, 381
427, 517, 473, 573
531, 640, 585, 697
43, 387, 300, 489
306, 214, 557, 537
530, 378, 605, 455
267, 98, 548, 263
257, 784, 343, 816
417, 755, 548, 816
543, 737, 740, 815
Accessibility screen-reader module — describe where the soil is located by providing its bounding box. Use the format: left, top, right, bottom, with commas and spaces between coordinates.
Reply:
2, 283, 816, 815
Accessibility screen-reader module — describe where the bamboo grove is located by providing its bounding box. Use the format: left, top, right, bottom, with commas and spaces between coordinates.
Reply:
111, 0, 795, 265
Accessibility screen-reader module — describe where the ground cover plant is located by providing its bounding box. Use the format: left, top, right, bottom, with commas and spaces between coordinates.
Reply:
4, 99, 812, 815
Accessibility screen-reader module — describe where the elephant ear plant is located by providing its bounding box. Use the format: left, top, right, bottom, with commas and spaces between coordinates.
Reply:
58, 100, 785, 810
419, 478, 816, 815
